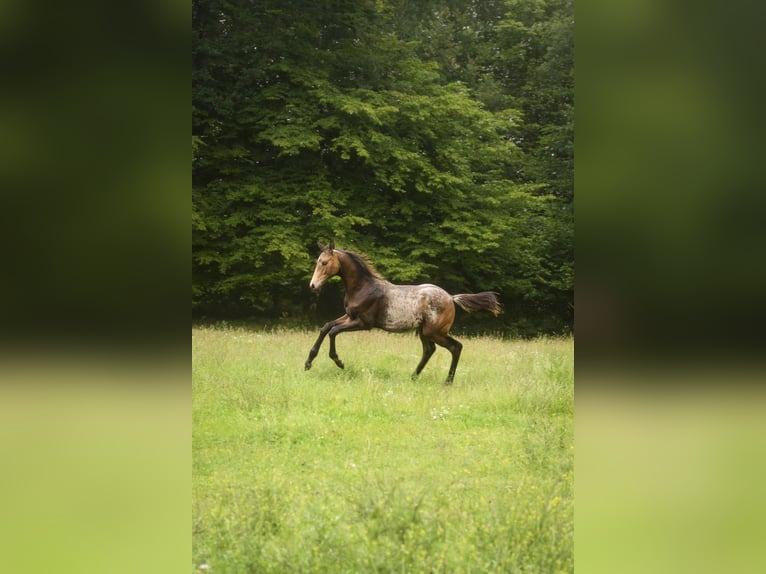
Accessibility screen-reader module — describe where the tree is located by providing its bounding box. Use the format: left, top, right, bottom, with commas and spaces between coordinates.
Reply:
193, 0, 573, 334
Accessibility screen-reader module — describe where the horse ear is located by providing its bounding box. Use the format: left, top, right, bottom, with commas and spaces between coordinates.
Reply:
328, 240, 335, 252
317, 240, 327, 252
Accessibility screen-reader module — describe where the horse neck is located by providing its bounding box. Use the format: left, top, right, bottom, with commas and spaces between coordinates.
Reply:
337, 251, 376, 295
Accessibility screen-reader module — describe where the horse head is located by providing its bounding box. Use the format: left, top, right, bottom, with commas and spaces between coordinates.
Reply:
310, 240, 340, 290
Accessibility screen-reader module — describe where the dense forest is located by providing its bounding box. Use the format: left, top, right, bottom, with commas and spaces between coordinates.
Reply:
192, 0, 573, 336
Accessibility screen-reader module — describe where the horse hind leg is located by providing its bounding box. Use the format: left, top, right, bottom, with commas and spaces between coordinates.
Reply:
432, 334, 463, 385
412, 332, 436, 379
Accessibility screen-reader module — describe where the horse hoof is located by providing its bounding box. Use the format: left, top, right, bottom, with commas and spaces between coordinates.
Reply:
335, 360, 345, 369
304, 362, 312, 371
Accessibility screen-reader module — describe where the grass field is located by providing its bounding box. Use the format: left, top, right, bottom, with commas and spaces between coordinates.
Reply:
192, 326, 573, 573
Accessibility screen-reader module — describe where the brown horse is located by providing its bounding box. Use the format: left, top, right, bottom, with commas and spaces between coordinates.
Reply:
304, 241, 501, 384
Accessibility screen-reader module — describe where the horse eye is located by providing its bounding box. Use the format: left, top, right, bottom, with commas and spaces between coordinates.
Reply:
321, 261, 327, 266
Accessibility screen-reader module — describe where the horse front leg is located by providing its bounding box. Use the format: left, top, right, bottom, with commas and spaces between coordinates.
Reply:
328, 332, 344, 369
305, 315, 347, 370
327, 316, 367, 370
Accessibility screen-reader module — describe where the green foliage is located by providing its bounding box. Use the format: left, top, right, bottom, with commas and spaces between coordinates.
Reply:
192, 0, 573, 332
193, 327, 573, 572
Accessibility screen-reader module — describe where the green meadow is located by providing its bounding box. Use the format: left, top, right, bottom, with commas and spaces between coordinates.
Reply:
192, 326, 573, 573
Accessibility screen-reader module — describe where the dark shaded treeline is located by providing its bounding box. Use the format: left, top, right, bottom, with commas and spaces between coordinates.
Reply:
193, 0, 573, 336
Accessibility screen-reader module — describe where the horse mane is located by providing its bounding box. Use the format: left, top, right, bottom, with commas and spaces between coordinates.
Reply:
339, 249, 386, 281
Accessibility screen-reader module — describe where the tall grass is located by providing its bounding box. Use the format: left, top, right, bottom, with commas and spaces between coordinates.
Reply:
193, 327, 573, 573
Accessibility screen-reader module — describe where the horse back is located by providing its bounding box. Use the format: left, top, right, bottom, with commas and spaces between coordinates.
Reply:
377, 283, 454, 333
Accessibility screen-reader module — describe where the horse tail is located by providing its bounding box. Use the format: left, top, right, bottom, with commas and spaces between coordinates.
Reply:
452, 292, 502, 316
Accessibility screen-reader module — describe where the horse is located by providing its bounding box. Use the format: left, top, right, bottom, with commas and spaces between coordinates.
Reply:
304, 241, 501, 384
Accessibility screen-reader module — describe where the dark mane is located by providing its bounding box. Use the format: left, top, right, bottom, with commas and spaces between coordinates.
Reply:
339, 250, 386, 281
